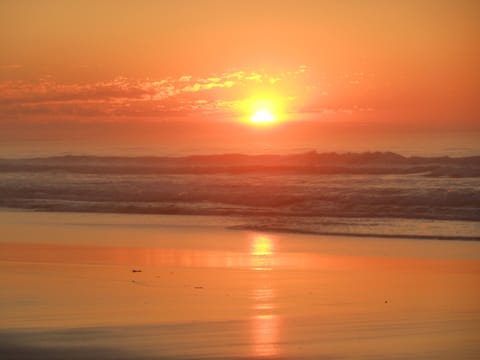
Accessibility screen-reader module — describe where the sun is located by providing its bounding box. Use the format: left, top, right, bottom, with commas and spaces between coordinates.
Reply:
243, 97, 281, 125
251, 109, 275, 123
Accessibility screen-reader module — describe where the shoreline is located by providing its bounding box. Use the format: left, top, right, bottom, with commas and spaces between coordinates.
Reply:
1, 210, 480, 359
1, 206, 479, 242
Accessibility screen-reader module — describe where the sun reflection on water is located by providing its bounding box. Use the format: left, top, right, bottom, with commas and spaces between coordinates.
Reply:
250, 234, 279, 357
252, 288, 275, 311
251, 314, 280, 358
251, 234, 275, 271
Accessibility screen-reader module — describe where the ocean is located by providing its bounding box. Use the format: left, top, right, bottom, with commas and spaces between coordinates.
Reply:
0, 151, 479, 240
1, 147, 479, 359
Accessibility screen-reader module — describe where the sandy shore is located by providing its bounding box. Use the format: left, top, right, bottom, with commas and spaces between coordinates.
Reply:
1, 210, 480, 359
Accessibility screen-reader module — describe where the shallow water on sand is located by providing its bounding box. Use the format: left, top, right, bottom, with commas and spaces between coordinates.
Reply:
1, 211, 480, 359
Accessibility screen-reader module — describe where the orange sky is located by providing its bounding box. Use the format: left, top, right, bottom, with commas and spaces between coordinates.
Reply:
0, 0, 479, 154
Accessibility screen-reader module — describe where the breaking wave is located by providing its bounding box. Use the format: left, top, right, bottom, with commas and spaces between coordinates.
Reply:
0, 152, 479, 238
1, 151, 479, 177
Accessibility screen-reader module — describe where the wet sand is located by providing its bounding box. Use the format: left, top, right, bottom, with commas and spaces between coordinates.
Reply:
1, 210, 480, 359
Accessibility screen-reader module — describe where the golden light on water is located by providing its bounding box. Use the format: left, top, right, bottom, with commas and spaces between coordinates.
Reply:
251, 314, 279, 358
250, 233, 279, 357
252, 288, 275, 311
251, 234, 275, 271
252, 235, 274, 256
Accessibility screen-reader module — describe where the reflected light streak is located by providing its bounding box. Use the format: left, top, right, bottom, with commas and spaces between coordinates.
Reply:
251, 314, 279, 357
252, 235, 273, 256
250, 234, 279, 357
251, 234, 275, 271
252, 288, 275, 311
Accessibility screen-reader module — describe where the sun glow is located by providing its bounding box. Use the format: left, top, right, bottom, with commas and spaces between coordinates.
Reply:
242, 96, 283, 125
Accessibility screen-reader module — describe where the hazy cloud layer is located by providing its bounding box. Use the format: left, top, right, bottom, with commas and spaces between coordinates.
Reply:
0, 66, 321, 121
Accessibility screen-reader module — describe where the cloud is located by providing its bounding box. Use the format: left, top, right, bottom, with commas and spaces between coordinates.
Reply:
0, 66, 319, 120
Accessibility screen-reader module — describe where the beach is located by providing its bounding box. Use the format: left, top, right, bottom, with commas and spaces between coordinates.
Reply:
2, 0, 480, 358
1, 210, 479, 359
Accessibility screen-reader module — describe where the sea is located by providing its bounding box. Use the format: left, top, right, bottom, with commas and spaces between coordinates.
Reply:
1, 129, 480, 360
0, 135, 478, 241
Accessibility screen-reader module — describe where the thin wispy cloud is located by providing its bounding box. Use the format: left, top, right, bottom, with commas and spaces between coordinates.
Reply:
0, 65, 373, 121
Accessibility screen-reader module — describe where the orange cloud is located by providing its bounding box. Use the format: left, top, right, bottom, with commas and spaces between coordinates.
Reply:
0, 65, 384, 122
0, 66, 313, 120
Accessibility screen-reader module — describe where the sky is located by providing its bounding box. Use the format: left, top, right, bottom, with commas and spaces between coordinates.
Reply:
0, 0, 479, 156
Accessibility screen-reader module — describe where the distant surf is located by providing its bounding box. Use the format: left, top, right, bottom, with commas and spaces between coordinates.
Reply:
1, 151, 479, 177
0, 152, 479, 240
